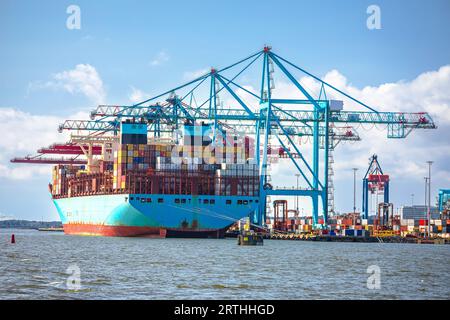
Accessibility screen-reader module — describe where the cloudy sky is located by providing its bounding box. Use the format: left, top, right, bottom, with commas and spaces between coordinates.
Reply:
0, 0, 449, 220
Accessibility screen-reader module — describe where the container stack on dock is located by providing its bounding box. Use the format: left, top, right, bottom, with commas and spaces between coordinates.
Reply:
266, 208, 450, 240
399, 218, 450, 236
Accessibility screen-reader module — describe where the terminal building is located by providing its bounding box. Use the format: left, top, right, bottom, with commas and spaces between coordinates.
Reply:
400, 205, 440, 220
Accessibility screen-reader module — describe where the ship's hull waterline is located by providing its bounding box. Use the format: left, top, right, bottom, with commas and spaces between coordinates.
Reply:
53, 194, 259, 238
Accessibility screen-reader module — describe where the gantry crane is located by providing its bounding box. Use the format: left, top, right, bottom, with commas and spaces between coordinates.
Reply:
14, 47, 436, 228
438, 189, 450, 219
362, 155, 390, 220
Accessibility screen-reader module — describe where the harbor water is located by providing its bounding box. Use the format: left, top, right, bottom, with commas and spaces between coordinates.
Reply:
1, 229, 449, 300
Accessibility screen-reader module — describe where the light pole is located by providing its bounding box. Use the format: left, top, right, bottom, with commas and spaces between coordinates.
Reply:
352, 168, 358, 213
295, 173, 300, 214
424, 177, 428, 237
411, 193, 414, 207
426, 161, 433, 237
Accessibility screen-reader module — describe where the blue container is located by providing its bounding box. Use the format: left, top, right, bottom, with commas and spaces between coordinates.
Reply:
121, 122, 147, 135
330, 231, 336, 236
356, 230, 363, 236
345, 229, 355, 236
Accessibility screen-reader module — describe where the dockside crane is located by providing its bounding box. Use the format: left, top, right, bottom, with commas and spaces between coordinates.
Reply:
362, 155, 390, 220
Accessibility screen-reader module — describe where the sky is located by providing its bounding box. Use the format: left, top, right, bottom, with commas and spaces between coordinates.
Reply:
0, 0, 449, 220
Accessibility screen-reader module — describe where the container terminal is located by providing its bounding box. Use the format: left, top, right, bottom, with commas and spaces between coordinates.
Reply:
10, 47, 448, 242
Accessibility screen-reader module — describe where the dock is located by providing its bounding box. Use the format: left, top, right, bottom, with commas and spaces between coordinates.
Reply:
37, 227, 64, 232
267, 233, 449, 244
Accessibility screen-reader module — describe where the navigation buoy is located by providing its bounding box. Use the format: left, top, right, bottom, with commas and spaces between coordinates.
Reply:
11, 234, 15, 244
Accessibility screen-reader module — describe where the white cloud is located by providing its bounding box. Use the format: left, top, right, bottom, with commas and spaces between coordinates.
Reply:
128, 86, 151, 103
0, 108, 86, 180
28, 64, 106, 104
183, 68, 209, 81
149, 50, 169, 66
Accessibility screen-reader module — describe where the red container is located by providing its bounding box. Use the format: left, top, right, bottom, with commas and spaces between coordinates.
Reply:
419, 219, 428, 226
318, 218, 324, 224
368, 174, 389, 182
343, 219, 352, 225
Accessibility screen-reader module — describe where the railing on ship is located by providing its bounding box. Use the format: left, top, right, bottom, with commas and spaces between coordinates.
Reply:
52, 170, 260, 199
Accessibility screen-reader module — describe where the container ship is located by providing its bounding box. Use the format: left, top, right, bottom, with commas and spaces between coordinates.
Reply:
48, 120, 259, 238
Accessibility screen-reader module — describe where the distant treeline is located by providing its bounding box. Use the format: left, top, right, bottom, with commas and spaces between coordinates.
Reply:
0, 220, 62, 229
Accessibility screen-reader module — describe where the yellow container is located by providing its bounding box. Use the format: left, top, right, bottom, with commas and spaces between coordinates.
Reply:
182, 145, 190, 153
133, 151, 138, 157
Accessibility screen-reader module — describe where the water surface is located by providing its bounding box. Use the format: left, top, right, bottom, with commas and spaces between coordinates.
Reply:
1, 229, 449, 299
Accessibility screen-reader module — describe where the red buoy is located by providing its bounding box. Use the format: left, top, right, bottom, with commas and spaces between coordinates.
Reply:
11, 234, 15, 244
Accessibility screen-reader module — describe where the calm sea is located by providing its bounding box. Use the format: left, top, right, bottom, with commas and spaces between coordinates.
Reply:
0, 228, 449, 300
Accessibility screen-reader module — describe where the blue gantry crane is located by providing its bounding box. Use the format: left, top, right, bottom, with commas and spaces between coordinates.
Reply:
438, 189, 450, 217
54, 47, 436, 228
362, 155, 390, 220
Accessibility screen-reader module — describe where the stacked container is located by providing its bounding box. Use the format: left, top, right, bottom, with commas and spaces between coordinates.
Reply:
214, 163, 259, 196
51, 165, 81, 196
113, 143, 174, 189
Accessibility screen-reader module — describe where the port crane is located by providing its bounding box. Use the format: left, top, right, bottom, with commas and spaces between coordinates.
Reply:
362, 155, 390, 220
14, 47, 436, 228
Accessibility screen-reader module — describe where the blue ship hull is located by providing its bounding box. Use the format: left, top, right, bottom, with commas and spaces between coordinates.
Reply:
53, 194, 258, 237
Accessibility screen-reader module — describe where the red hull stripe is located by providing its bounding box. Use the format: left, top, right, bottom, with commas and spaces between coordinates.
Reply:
63, 224, 162, 237
62, 224, 226, 238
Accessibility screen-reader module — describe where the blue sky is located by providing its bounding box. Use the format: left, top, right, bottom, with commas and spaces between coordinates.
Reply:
1, 0, 449, 220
